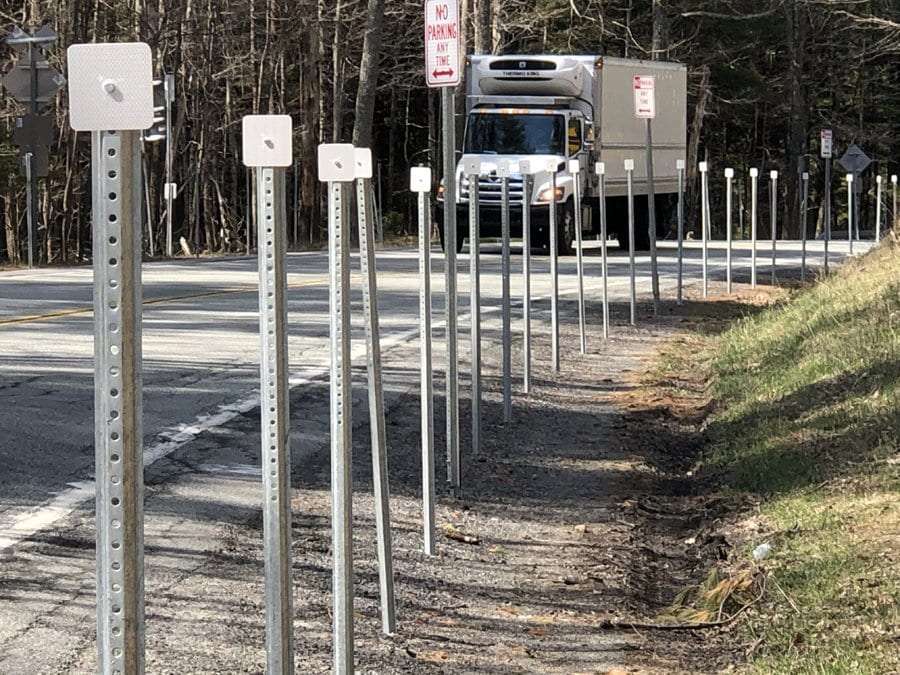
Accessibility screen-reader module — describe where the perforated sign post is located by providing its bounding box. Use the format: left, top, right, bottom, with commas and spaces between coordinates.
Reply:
725, 168, 734, 294
354, 147, 397, 635
318, 142, 356, 674
568, 159, 586, 355
634, 75, 660, 313
464, 157, 482, 456
625, 158, 636, 325
424, 0, 461, 494
770, 170, 779, 285
498, 159, 514, 423
699, 161, 710, 299
410, 166, 435, 556
750, 168, 759, 288
67, 41, 153, 675
520, 160, 534, 393
242, 114, 295, 674
801, 171, 810, 281
595, 162, 611, 338
675, 159, 685, 305
548, 159, 561, 370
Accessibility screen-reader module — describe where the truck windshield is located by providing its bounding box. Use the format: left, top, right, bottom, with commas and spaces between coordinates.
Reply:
464, 113, 565, 156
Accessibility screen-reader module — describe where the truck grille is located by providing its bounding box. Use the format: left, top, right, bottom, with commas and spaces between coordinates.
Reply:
461, 175, 526, 205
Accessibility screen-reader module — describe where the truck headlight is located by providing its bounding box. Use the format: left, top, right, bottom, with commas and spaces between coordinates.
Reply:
537, 187, 564, 203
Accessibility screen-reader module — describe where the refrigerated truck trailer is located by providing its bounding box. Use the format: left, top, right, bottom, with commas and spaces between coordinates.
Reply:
435, 54, 688, 253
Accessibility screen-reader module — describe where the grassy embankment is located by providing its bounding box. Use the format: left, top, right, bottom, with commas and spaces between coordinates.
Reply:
664, 242, 899, 672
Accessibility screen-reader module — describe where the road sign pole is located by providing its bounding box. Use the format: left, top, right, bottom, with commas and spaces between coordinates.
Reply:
750, 168, 758, 288
164, 74, 174, 257
569, 160, 586, 354
892, 175, 898, 235
824, 159, 831, 273
242, 115, 297, 673
801, 172, 809, 281
770, 171, 778, 285
441, 88, 460, 493
596, 163, 610, 338
411, 168, 435, 555
255, 165, 294, 673
676, 160, 685, 305
92, 129, 146, 675
700, 162, 709, 298
500, 171, 512, 423
549, 165, 560, 370
355, 168, 397, 634
466, 164, 481, 459
24, 151, 34, 267
521, 171, 532, 393
875, 175, 883, 244
645, 119, 660, 314
725, 168, 734, 293
329, 178, 354, 674
846, 174, 854, 256
625, 159, 636, 325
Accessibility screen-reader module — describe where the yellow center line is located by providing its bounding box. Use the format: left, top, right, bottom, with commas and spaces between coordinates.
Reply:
0, 276, 330, 327
0, 270, 416, 327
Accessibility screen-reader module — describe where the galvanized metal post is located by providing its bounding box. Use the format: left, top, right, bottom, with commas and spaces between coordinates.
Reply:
569, 161, 586, 354
412, 170, 435, 556
24, 151, 34, 268
329, 180, 354, 674
500, 173, 512, 423
164, 74, 174, 258
93, 129, 145, 675
846, 174, 854, 256
441, 88, 460, 493
750, 168, 759, 288
824, 159, 832, 273
676, 160, 685, 305
625, 159, 636, 325
467, 166, 481, 458
247, 168, 253, 256
875, 175, 883, 244
549, 165, 560, 371
645, 118, 660, 314
521, 171, 533, 393
725, 168, 734, 294
255, 165, 294, 673
770, 171, 778, 285
801, 172, 809, 281
700, 162, 709, 298
893, 175, 898, 236
596, 162, 610, 338
292, 159, 300, 248
356, 173, 396, 635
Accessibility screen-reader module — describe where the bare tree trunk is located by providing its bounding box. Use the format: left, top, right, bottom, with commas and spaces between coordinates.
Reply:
785, 2, 808, 238
474, 0, 491, 54
686, 66, 710, 235
351, 0, 385, 149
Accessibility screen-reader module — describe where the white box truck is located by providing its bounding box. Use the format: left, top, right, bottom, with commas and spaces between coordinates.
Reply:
436, 54, 687, 253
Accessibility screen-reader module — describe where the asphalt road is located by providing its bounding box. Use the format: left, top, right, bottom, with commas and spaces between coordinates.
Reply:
0, 238, 867, 552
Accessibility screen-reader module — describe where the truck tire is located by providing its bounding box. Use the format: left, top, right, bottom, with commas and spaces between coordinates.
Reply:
558, 201, 575, 255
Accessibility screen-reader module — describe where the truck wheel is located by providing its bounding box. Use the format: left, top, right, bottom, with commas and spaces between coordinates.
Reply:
557, 202, 575, 255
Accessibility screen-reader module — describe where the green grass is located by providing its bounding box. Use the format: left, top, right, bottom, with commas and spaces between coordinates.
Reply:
692, 243, 900, 673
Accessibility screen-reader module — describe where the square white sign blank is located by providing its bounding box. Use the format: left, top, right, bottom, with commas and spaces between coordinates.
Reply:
410, 167, 432, 193
354, 148, 373, 179
317, 144, 356, 183
463, 157, 482, 176
67, 43, 154, 131
242, 115, 293, 167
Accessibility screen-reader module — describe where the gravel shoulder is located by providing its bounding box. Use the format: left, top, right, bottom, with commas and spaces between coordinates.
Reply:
1, 270, 776, 673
